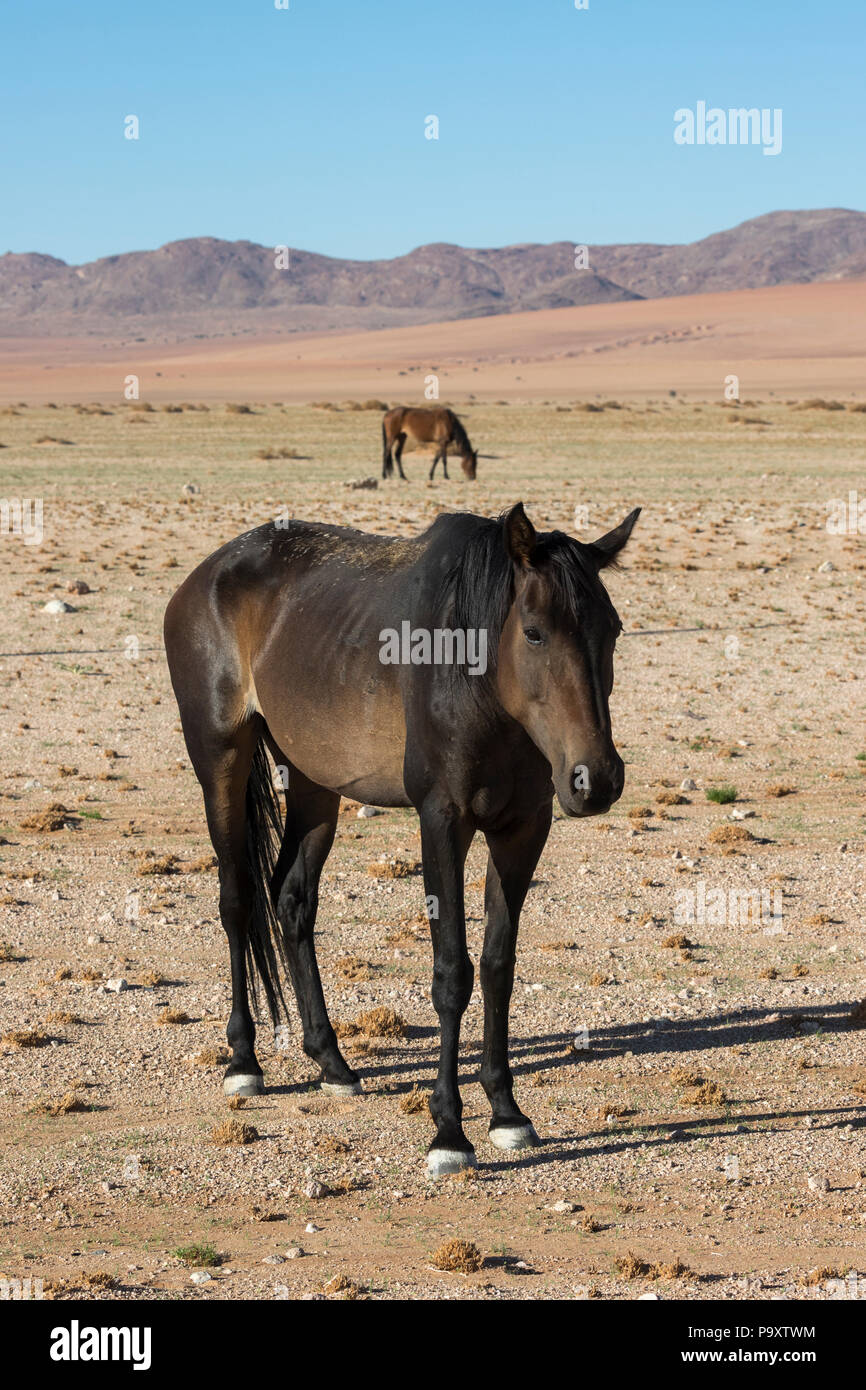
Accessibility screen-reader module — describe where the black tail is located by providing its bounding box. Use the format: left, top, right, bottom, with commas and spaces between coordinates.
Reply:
244, 737, 290, 1024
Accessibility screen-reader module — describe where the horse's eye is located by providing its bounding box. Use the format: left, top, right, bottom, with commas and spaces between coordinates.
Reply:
523, 626, 544, 646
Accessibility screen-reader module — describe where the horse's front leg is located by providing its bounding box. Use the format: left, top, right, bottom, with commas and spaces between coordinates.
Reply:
418, 798, 475, 1176
480, 804, 552, 1149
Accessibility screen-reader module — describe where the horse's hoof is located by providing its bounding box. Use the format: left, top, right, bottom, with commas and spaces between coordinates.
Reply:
321, 1080, 363, 1097
488, 1123, 540, 1152
223, 1073, 265, 1098
426, 1147, 477, 1179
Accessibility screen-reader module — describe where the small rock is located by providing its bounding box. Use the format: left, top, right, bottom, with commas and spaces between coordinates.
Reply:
285, 1247, 304, 1259
357, 805, 382, 819
730, 808, 756, 820
548, 1200, 579, 1213
302, 1180, 328, 1200
680, 777, 697, 791
344, 476, 378, 490
304, 1222, 322, 1234
190, 1271, 212, 1284
105, 978, 128, 993
66, 579, 91, 595
262, 1254, 285, 1265
817, 560, 835, 573
42, 599, 75, 614
181, 483, 200, 497
638, 1292, 659, 1300
807, 1175, 829, 1193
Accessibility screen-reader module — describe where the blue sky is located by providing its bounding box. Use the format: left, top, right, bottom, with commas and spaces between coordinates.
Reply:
1, 0, 863, 264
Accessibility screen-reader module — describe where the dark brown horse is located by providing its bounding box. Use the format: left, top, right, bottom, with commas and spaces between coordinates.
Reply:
382, 406, 478, 481
164, 502, 639, 1176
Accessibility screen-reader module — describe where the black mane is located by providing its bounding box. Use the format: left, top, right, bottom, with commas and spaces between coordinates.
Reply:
433, 512, 620, 684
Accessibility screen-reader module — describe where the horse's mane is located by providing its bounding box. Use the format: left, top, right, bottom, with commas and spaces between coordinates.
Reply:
449, 412, 472, 456
432, 512, 618, 693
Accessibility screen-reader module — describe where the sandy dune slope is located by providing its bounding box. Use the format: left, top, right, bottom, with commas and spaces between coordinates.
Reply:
0, 281, 863, 406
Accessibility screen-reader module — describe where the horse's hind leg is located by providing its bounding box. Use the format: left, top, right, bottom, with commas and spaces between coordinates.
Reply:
480, 804, 551, 1149
194, 721, 266, 1097
271, 770, 360, 1094
441, 445, 449, 480
382, 435, 393, 479
429, 451, 441, 481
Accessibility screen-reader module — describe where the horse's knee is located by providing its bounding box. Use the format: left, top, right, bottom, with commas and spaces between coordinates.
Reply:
432, 954, 474, 1015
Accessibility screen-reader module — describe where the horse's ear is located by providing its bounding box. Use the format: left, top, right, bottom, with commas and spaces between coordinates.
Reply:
589, 507, 641, 569
503, 502, 537, 568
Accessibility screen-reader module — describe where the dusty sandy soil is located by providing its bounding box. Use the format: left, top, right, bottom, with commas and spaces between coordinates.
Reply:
1, 279, 864, 406
0, 395, 864, 1301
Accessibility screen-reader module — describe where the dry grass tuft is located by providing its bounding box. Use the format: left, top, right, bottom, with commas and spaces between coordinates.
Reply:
801, 1266, 844, 1286
139, 970, 165, 987
399, 1085, 431, 1116
353, 1006, 407, 1038
669, 1067, 703, 1087
681, 1080, 727, 1107
314, 1133, 352, 1155
135, 853, 181, 876
431, 1239, 483, 1273
366, 857, 421, 879
615, 1250, 649, 1278
707, 824, 754, 846
30, 1091, 87, 1116
156, 1008, 191, 1026
211, 1118, 258, 1146
765, 783, 797, 797
192, 1047, 230, 1068
20, 803, 71, 832
320, 1273, 360, 1299
2, 1027, 50, 1049
661, 933, 693, 950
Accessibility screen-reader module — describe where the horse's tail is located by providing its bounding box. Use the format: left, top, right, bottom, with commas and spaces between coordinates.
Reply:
382, 412, 393, 476
244, 735, 290, 1023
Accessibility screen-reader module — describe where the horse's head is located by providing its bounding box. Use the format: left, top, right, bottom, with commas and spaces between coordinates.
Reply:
461, 450, 478, 480
495, 502, 640, 817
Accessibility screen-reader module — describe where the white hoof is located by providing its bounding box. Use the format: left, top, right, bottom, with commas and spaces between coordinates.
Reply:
321, 1080, 363, 1097
223, 1073, 264, 1097
426, 1148, 477, 1178
488, 1123, 540, 1151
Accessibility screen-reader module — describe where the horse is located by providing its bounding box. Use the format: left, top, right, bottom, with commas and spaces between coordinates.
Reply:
382, 405, 478, 481
163, 501, 640, 1176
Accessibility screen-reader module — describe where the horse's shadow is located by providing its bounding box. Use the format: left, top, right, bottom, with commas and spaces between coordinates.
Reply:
268, 1001, 865, 1129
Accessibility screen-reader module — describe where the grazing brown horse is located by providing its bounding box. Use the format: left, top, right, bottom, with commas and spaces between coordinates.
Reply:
164, 502, 639, 1175
382, 405, 478, 481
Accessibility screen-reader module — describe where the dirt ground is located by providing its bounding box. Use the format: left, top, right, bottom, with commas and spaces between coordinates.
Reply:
0, 395, 864, 1301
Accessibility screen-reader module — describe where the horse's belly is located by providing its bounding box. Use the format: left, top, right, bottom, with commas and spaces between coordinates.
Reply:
255, 673, 411, 808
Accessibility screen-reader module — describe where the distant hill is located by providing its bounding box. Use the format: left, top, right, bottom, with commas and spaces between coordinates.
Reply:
1, 209, 864, 340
